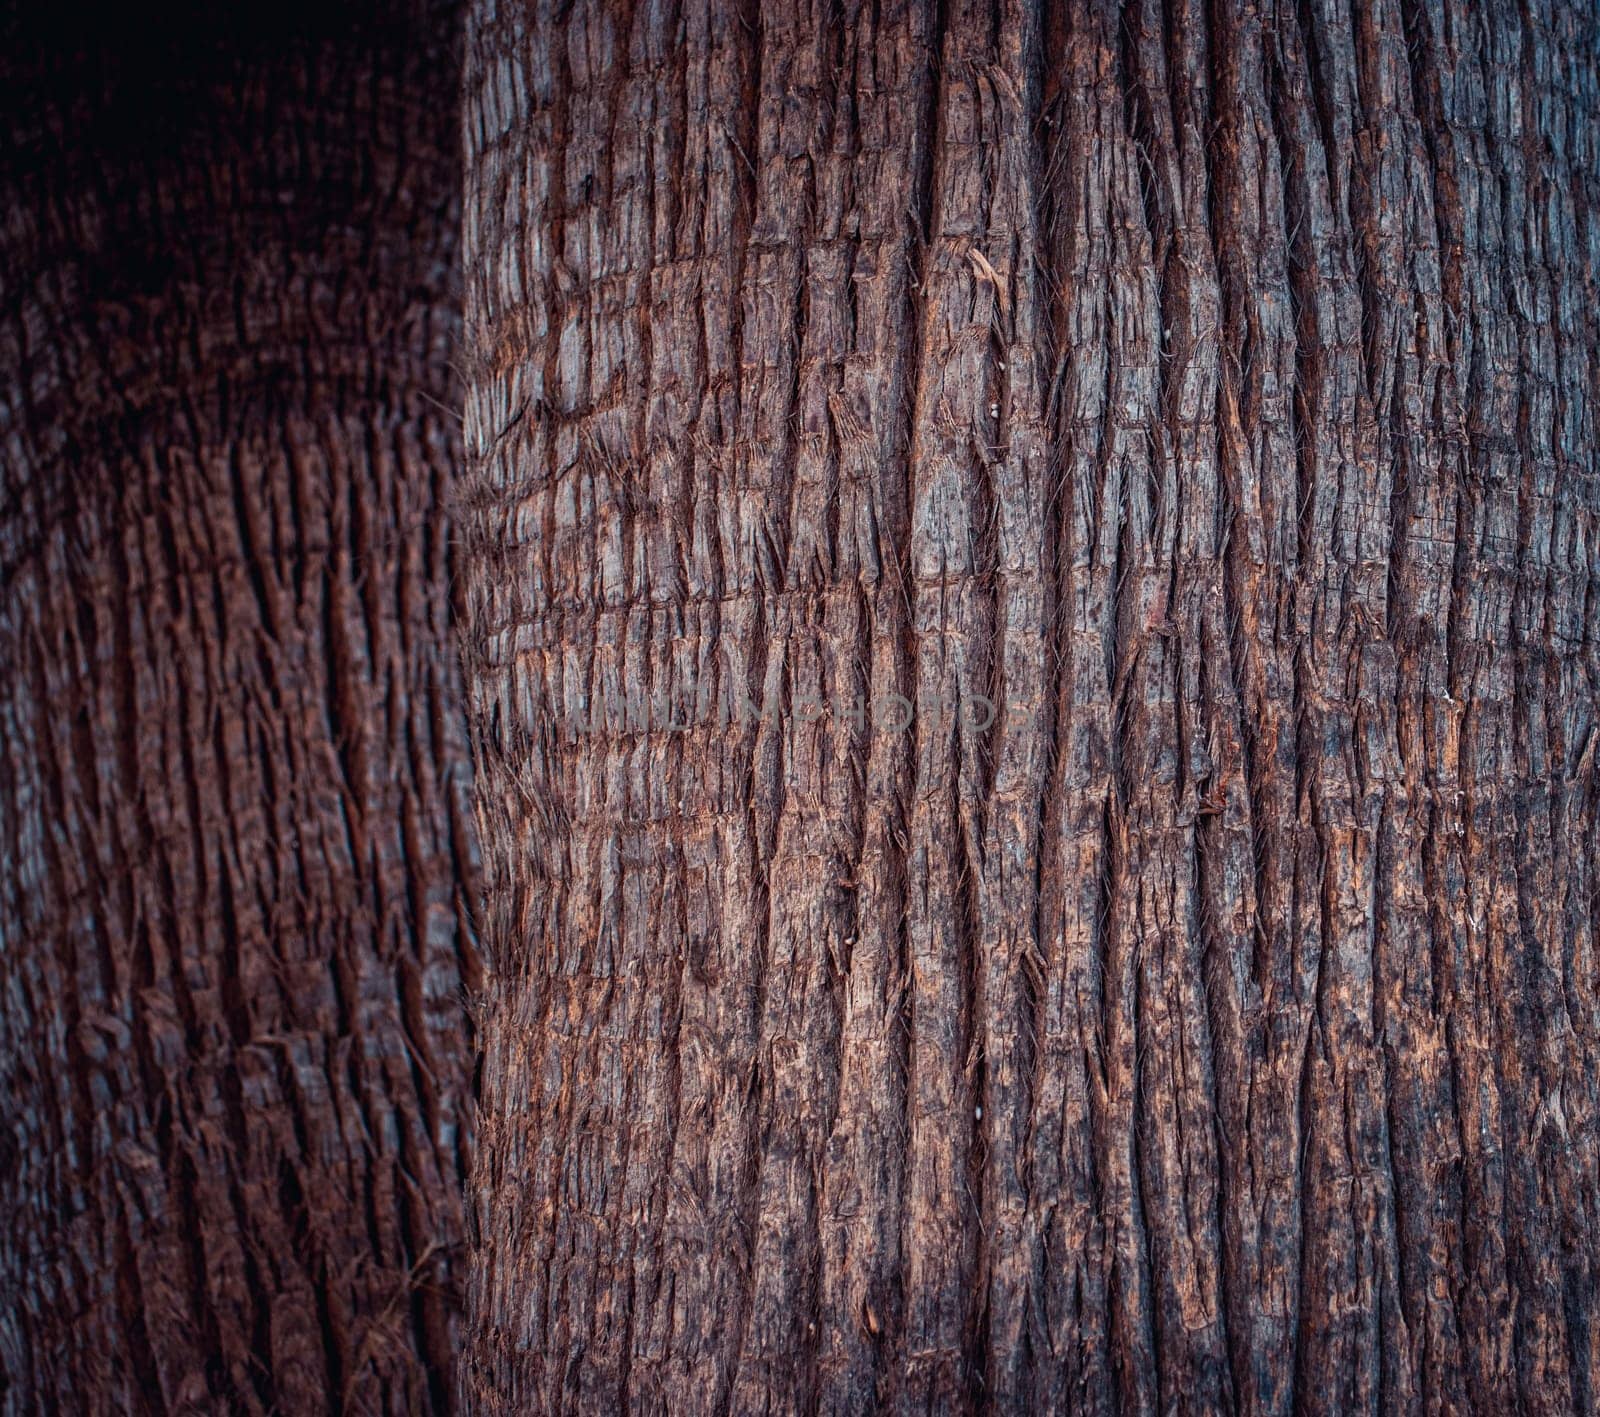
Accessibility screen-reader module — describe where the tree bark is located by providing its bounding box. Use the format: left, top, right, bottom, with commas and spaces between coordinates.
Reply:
460, 0, 1600, 1410
0, 4, 478, 1411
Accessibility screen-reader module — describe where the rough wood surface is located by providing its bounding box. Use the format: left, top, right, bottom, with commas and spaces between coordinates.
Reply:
461, 0, 1600, 1409
0, 5, 479, 1411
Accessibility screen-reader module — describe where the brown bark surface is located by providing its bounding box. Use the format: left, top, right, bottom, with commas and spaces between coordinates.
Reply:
461, 0, 1600, 1410
0, 4, 478, 1411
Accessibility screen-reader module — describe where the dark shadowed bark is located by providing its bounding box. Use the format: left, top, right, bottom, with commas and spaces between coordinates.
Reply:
460, 0, 1600, 1410
0, 4, 478, 1411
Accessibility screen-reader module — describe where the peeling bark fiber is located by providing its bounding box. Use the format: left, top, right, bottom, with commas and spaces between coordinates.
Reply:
461, 0, 1600, 1410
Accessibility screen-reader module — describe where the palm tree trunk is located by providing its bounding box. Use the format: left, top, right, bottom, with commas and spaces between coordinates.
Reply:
459, 0, 1600, 1409
0, 4, 478, 1410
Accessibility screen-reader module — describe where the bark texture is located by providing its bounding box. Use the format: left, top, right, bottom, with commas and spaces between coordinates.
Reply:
0, 4, 478, 1411
462, 0, 1600, 1410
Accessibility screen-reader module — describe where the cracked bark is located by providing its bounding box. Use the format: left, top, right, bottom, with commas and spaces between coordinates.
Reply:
460, 0, 1600, 1410
0, 3, 478, 1411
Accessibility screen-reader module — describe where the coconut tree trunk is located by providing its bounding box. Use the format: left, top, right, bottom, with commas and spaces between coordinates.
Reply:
0, 4, 478, 1411
459, 0, 1600, 1410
